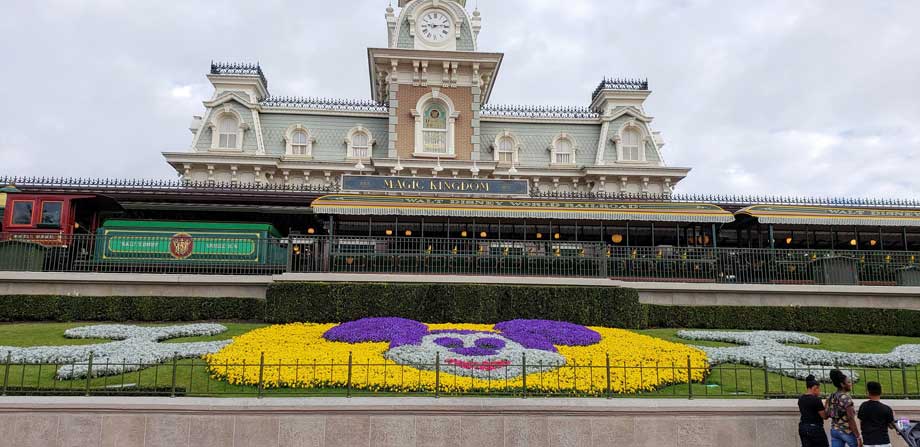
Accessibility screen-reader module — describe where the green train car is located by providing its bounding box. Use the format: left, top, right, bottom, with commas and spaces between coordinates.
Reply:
94, 220, 288, 271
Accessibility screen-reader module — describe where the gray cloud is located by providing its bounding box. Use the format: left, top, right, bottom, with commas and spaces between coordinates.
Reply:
1, 0, 917, 198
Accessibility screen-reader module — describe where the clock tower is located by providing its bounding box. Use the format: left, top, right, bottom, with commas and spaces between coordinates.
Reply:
373, 0, 499, 165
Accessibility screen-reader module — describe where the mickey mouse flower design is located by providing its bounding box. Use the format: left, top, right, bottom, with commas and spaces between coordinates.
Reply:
323, 318, 601, 378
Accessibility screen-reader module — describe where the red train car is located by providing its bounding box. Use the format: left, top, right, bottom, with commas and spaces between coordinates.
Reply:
1, 193, 119, 246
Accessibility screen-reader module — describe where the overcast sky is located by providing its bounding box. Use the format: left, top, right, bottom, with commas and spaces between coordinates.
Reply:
1, 0, 918, 198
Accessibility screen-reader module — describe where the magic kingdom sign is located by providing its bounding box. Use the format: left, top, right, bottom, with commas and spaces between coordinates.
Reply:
341, 175, 529, 197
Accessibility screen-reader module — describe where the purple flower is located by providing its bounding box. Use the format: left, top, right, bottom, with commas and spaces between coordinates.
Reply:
434, 336, 507, 357
493, 320, 601, 352
323, 318, 428, 348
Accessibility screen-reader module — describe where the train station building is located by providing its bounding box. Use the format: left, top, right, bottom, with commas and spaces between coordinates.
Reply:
2, 0, 920, 284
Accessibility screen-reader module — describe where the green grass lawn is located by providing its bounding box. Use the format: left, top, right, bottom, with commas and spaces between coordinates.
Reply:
3, 322, 920, 398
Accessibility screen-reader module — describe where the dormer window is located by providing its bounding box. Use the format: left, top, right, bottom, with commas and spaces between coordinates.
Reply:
208, 106, 247, 152
492, 131, 520, 165
551, 134, 576, 165
218, 116, 238, 149
498, 137, 514, 163
616, 122, 648, 163
284, 125, 315, 159
346, 126, 376, 160
291, 130, 309, 155
622, 128, 641, 161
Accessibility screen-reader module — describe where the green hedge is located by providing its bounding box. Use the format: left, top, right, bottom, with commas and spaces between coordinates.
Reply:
646, 305, 920, 337
0, 295, 264, 322
5, 283, 920, 337
266, 282, 646, 328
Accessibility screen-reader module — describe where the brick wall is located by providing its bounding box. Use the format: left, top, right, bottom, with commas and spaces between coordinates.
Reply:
396, 85, 474, 161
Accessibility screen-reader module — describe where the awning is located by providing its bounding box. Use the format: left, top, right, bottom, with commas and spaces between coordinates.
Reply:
312, 195, 734, 223
737, 205, 920, 227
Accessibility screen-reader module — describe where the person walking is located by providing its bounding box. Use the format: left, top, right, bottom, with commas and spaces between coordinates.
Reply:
828, 369, 863, 447
857, 382, 896, 447
799, 374, 829, 447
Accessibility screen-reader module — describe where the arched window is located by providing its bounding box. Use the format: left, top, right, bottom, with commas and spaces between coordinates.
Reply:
422, 103, 448, 154
291, 130, 309, 155
346, 126, 375, 160
218, 116, 239, 149
284, 125, 315, 158
497, 136, 515, 164
554, 137, 573, 164
351, 131, 370, 159
622, 128, 641, 161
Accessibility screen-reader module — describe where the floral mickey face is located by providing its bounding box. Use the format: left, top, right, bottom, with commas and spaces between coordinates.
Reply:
323, 318, 601, 379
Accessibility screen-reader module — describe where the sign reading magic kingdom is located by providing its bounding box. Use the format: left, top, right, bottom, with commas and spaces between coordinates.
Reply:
341, 175, 529, 197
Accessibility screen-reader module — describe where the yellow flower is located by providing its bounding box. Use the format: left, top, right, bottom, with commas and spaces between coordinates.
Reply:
205, 323, 708, 395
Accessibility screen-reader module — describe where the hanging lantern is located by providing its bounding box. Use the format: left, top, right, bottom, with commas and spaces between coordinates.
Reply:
405, 230, 413, 237
535, 233, 543, 239
554, 233, 561, 240
461, 230, 468, 238
850, 239, 858, 247
870, 240, 878, 246
385, 229, 394, 236
307, 227, 316, 235
480, 231, 488, 238
785, 237, 793, 245
611, 234, 624, 244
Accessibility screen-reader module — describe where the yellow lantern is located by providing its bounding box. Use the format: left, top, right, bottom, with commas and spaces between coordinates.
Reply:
611, 234, 624, 244
554, 233, 561, 240
870, 240, 878, 247
385, 229, 394, 236
535, 233, 543, 239
461, 230, 468, 238
307, 227, 316, 235
405, 230, 413, 237
850, 239, 858, 247
480, 231, 488, 238
785, 237, 793, 245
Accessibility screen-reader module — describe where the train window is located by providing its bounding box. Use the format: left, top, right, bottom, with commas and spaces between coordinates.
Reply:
11, 201, 33, 225
39, 202, 63, 228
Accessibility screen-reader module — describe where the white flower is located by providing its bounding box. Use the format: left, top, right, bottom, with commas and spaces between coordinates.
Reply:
0, 324, 230, 380
676, 330, 920, 382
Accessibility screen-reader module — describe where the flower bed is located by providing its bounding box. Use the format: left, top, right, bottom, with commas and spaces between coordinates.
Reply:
0, 324, 229, 379
677, 330, 920, 381
205, 319, 708, 394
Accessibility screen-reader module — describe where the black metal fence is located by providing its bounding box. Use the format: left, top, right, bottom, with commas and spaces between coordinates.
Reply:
2, 353, 919, 399
2, 233, 918, 285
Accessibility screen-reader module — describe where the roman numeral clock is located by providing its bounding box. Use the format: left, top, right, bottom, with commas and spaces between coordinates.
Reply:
419, 10, 452, 43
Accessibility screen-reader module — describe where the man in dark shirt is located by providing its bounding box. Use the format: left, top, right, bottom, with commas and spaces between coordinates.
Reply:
858, 382, 896, 447
799, 374, 829, 447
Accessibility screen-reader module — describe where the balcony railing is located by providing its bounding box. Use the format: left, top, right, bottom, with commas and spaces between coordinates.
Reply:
1, 233, 918, 286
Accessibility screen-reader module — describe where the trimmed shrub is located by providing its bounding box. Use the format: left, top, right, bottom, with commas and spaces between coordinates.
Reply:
0, 295, 264, 322
266, 282, 646, 328
646, 305, 920, 337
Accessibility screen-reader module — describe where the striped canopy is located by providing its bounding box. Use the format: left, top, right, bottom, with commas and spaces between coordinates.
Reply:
737, 205, 920, 227
311, 195, 734, 223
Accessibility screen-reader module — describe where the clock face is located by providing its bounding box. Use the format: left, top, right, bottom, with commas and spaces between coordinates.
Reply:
419, 11, 451, 43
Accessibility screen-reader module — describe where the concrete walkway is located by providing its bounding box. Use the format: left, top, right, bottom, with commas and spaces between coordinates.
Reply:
0, 397, 918, 446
